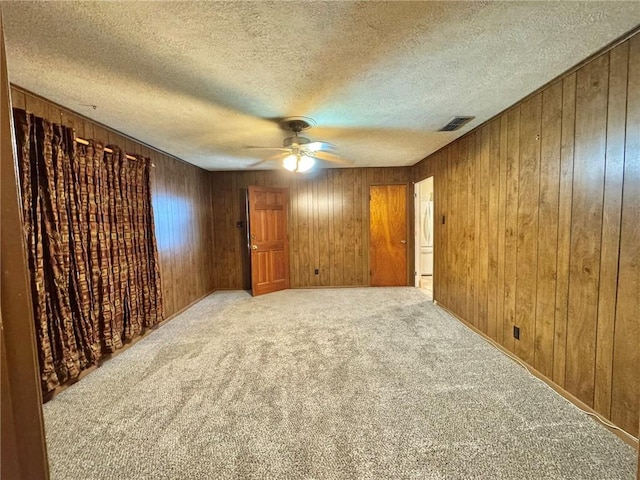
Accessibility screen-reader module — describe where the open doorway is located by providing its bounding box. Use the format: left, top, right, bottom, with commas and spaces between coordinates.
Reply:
414, 177, 434, 300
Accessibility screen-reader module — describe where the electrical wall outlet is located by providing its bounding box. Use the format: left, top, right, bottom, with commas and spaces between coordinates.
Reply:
513, 326, 520, 340
314, 268, 319, 275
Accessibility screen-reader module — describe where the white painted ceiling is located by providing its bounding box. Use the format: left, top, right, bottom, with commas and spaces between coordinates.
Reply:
2, 2, 640, 171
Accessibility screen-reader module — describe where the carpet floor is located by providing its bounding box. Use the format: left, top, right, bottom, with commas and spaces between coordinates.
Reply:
44, 288, 637, 479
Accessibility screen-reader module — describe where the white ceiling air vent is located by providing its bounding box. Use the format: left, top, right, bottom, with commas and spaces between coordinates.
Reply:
439, 116, 475, 132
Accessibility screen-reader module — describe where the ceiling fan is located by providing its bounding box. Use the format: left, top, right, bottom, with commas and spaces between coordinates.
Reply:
247, 117, 351, 173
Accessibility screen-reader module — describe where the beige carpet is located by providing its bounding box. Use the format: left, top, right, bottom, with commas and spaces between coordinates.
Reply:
43, 288, 637, 479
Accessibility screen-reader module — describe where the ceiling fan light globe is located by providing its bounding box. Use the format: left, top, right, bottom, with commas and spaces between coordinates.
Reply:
297, 155, 315, 173
282, 154, 297, 172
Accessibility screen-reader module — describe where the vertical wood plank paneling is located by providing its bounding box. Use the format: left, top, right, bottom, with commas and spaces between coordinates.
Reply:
361, 172, 370, 285
441, 149, 451, 308
297, 177, 307, 285
327, 171, 336, 285
353, 171, 364, 286
515, 94, 542, 365
290, 176, 300, 287
611, 34, 640, 436
211, 174, 225, 287
534, 81, 562, 378
186, 164, 197, 302
172, 158, 185, 310
107, 131, 126, 148
124, 138, 137, 154
503, 108, 520, 353
197, 166, 207, 294
172, 159, 185, 310
306, 176, 314, 285
159, 156, 175, 316
454, 147, 462, 309
311, 175, 320, 286
160, 155, 177, 316
442, 154, 449, 305
223, 171, 236, 288
458, 138, 470, 321
318, 172, 330, 285
566, 54, 609, 406
63, 108, 86, 139
154, 155, 173, 317
444, 151, 453, 304
472, 135, 482, 328
553, 73, 577, 387
81, 116, 94, 141
304, 176, 315, 286
594, 42, 628, 417
411, 34, 639, 437
9, 86, 25, 109
487, 120, 500, 340
449, 150, 457, 311
299, 178, 311, 286
496, 115, 508, 345
92, 123, 109, 144
452, 142, 463, 316
24, 92, 47, 117
332, 170, 344, 285
447, 147, 457, 308
466, 135, 477, 324
478, 125, 490, 333
310, 176, 319, 286
206, 170, 216, 292
343, 169, 356, 285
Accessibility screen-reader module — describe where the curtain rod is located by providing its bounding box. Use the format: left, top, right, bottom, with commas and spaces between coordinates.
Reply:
75, 137, 137, 161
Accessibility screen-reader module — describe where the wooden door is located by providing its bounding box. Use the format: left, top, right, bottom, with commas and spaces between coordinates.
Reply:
369, 184, 408, 286
248, 186, 290, 296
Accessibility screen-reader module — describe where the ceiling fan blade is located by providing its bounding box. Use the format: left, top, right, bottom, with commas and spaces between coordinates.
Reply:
245, 146, 291, 152
311, 150, 353, 166
305, 141, 335, 152
248, 152, 289, 168
248, 159, 269, 168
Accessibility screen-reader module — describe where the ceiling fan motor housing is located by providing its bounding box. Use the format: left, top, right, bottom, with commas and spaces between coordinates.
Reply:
280, 117, 315, 132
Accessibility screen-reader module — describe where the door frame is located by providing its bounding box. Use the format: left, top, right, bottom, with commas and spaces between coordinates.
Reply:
367, 182, 413, 286
413, 176, 434, 287
414, 182, 420, 287
1, 12, 50, 479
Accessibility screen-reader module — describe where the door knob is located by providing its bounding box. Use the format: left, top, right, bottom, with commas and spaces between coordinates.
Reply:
251, 245, 258, 250
400, 240, 407, 244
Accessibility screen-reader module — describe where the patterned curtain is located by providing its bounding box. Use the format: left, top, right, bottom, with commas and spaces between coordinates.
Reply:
13, 109, 163, 393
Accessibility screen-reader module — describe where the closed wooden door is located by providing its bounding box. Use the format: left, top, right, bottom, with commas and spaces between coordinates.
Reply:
369, 184, 408, 286
248, 186, 290, 296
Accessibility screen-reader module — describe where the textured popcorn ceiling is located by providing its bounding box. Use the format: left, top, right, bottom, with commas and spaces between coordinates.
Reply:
2, 2, 640, 170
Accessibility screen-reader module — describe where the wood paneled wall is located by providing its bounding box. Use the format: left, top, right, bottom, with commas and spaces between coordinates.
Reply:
150, 155, 215, 317
9, 86, 215, 319
413, 34, 640, 437
210, 167, 413, 290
